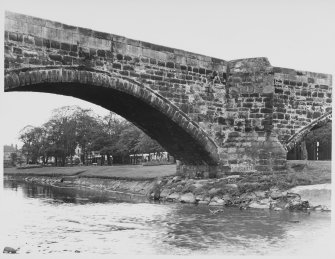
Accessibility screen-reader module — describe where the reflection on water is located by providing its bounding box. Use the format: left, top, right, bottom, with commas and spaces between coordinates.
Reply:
1, 180, 333, 255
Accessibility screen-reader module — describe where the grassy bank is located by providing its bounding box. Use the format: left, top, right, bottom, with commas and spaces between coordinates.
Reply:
3, 160, 331, 185
286, 160, 331, 185
3, 164, 177, 180
4, 160, 331, 210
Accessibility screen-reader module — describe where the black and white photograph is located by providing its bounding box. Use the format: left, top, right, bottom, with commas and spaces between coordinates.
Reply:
1, 0, 334, 256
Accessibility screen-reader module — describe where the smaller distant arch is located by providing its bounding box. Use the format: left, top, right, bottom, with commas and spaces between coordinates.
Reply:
285, 110, 332, 152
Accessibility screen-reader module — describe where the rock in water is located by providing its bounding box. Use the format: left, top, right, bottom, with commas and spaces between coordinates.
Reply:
248, 202, 270, 209
167, 192, 180, 201
270, 189, 285, 199
209, 209, 224, 214
3, 247, 17, 254
159, 189, 170, 199
198, 200, 209, 205
179, 193, 196, 203
288, 200, 310, 210
288, 184, 331, 209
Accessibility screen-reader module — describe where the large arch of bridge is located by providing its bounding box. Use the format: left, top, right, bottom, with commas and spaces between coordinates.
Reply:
4, 66, 219, 165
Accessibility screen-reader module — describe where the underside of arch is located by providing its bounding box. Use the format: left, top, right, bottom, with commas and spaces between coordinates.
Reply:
4, 66, 219, 165
285, 111, 332, 152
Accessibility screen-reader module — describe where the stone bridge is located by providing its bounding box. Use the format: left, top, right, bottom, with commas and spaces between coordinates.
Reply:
4, 11, 332, 178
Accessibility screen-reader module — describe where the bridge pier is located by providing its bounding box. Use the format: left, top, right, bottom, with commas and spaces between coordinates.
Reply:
176, 163, 218, 179
177, 133, 288, 180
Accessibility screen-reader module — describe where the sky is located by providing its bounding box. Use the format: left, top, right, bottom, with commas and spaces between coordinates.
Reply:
0, 0, 334, 149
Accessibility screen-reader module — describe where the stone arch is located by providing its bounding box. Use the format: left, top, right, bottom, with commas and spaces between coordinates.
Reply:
285, 110, 332, 152
4, 66, 219, 165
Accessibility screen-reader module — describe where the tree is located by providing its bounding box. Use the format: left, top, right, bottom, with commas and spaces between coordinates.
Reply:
44, 107, 78, 166
17, 105, 169, 166
134, 132, 164, 158
305, 121, 332, 160
10, 152, 17, 166
97, 112, 128, 165
112, 123, 141, 164
19, 125, 46, 164
305, 121, 332, 146
72, 107, 102, 165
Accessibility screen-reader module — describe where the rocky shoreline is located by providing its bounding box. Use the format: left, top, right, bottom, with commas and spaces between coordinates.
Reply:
149, 175, 331, 212
4, 174, 331, 212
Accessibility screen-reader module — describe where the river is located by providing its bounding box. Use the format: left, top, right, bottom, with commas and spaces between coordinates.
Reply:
1, 179, 333, 256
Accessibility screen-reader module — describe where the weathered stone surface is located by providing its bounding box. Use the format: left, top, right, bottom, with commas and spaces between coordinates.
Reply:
210, 196, 226, 205
3, 247, 17, 254
167, 192, 180, 201
225, 184, 238, 189
273, 207, 283, 211
208, 188, 221, 195
172, 176, 182, 182
179, 193, 196, 203
270, 189, 285, 199
4, 11, 332, 179
198, 200, 209, 205
254, 191, 267, 198
240, 192, 257, 201
287, 200, 309, 210
160, 189, 170, 199
195, 194, 205, 201
209, 201, 224, 206
248, 201, 270, 209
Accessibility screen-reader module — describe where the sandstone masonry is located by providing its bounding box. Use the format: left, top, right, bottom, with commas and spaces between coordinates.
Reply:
4, 11, 332, 178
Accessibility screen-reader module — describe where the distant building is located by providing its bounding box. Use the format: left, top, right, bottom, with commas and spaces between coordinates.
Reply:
74, 145, 110, 165
129, 151, 175, 165
3, 144, 18, 167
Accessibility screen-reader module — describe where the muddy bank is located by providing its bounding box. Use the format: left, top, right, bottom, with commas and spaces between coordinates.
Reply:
4, 175, 156, 197
4, 173, 331, 212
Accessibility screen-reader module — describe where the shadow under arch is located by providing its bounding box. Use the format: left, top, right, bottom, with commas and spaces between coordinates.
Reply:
4, 66, 219, 165
285, 110, 332, 152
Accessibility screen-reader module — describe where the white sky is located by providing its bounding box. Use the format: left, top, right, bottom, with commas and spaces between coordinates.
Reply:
0, 0, 335, 148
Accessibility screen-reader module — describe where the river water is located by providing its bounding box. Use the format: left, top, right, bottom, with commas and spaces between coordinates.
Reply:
1, 179, 333, 256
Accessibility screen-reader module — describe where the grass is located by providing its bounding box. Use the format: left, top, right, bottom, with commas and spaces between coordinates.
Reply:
3, 164, 177, 180
4, 160, 331, 186
285, 160, 331, 186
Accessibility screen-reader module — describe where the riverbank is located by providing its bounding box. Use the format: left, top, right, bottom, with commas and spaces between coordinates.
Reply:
3, 161, 331, 211
4, 164, 177, 180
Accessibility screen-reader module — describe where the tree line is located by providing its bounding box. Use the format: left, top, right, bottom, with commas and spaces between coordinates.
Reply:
19, 106, 165, 166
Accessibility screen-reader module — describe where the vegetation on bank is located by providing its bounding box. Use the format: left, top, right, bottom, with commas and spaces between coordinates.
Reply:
5, 161, 330, 211
4, 160, 330, 185
4, 164, 177, 180
17, 106, 165, 166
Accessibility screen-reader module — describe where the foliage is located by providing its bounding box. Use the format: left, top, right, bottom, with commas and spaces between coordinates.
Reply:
10, 152, 17, 166
134, 132, 164, 155
19, 125, 48, 164
18, 106, 166, 166
305, 121, 331, 146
